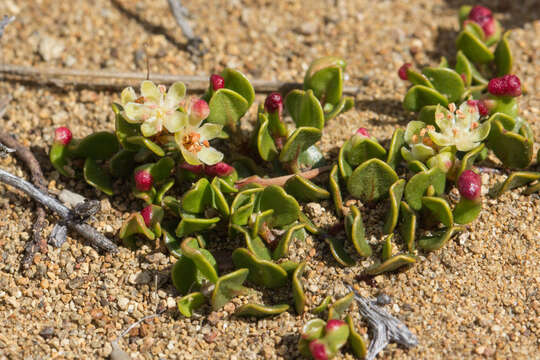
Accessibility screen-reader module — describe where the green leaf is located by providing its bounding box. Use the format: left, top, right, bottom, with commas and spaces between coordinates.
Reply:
176, 214, 220, 237
207, 88, 249, 127
126, 136, 165, 156
345, 205, 372, 257
366, 254, 416, 275
114, 109, 140, 150
346, 315, 368, 359
301, 318, 326, 340
386, 128, 405, 169
110, 150, 136, 178
324, 96, 354, 121
408, 160, 428, 173
279, 127, 322, 163
295, 90, 325, 129
71, 131, 119, 160
177, 292, 206, 317
256, 113, 278, 161
210, 180, 230, 217
49, 143, 73, 177
232, 248, 288, 288
299, 211, 319, 234
292, 261, 307, 315
404, 167, 446, 210
455, 51, 472, 87
329, 164, 344, 217
486, 117, 533, 169
284, 175, 330, 202
297, 145, 326, 169
182, 178, 213, 214
421, 196, 454, 227
221, 68, 255, 106
180, 237, 218, 284
406, 68, 433, 87
494, 32, 513, 76
284, 89, 304, 124
83, 158, 113, 195
453, 198, 482, 224
231, 224, 271, 261
171, 255, 198, 295
326, 237, 355, 267
272, 223, 306, 260
382, 234, 393, 261
259, 185, 300, 227
163, 226, 183, 258
312, 297, 331, 314
347, 159, 398, 202
417, 226, 465, 251
149, 156, 175, 183
403, 85, 449, 112
345, 137, 387, 167
156, 179, 175, 204
421, 67, 465, 103
304, 57, 345, 106
235, 303, 290, 318
457, 143, 485, 178
328, 292, 354, 320
383, 179, 406, 234
399, 201, 416, 252
456, 29, 494, 64
211, 268, 249, 311
338, 139, 353, 180
119, 212, 155, 242
489, 171, 540, 198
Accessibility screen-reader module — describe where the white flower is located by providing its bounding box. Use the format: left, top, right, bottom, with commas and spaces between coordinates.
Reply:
401, 120, 437, 163
428, 103, 490, 152
121, 80, 187, 137
174, 99, 224, 166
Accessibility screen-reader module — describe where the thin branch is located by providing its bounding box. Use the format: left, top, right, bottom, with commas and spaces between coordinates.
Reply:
0, 168, 118, 252
348, 287, 418, 360
235, 165, 332, 188
166, 0, 205, 56
0, 64, 360, 94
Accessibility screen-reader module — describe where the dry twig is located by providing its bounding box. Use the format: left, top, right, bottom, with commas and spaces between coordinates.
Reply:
0, 64, 360, 94
166, 0, 205, 57
234, 165, 332, 188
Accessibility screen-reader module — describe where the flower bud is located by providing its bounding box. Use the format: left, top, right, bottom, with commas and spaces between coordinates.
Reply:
54, 127, 72, 145
205, 162, 234, 177
179, 162, 204, 175
134, 170, 153, 191
141, 205, 153, 226
398, 63, 412, 81
264, 92, 283, 114
458, 169, 482, 201
309, 339, 330, 360
210, 74, 225, 91
488, 74, 521, 97
191, 99, 210, 122
355, 127, 370, 137
468, 5, 495, 37
466, 99, 489, 116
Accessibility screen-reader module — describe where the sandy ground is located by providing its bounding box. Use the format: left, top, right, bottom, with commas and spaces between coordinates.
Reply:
0, 0, 539, 359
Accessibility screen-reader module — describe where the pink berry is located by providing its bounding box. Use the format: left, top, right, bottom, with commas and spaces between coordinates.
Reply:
264, 92, 283, 114
141, 205, 153, 226
356, 127, 370, 137
205, 162, 234, 177
488, 75, 521, 97
325, 319, 346, 333
458, 170, 482, 201
467, 100, 489, 116
179, 162, 204, 175
468, 6, 492, 26
398, 63, 412, 81
210, 74, 225, 91
54, 127, 72, 145
481, 19, 496, 37
134, 170, 153, 191
191, 99, 210, 121
308, 340, 329, 360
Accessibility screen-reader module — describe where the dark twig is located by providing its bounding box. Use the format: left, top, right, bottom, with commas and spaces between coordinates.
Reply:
235, 165, 332, 188
166, 0, 205, 57
348, 287, 418, 360
0, 168, 118, 252
0, 64, 360, 94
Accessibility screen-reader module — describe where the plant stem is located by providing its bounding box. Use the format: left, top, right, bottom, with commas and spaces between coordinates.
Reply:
235, 165, 332, 188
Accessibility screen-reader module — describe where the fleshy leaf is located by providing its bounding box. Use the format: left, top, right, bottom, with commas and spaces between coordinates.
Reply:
489, 171, 540, 198
456, 28, 494, 64
326, 237, 355, 267
366, 254, 416, 275
284, 175, 330, 202
110, 150, 136, 178
421, 67, 465, 103
180, 237, 218, 284
175, 214, 220, 238
383, 179, 406, 234
421, 196, 454, 227
328, 292, 354, 320
119, 212, 155, 242
207, 88, 249, 127
455, 51, 472, 87
486, 116, 533, 169
256, 113, 278, 161
494, 31, 513, 76
83, 158, 113, 195
232, 248, 288, 288
403, 85, 449, 112
211, 268, 249, 311
346, 315, 368, 359
272, 223, 306, 260
259, 185, 300, 227
235, 303, 290, 318
231, 224, 271, 261
292, 262, 307, 315
329, 164, 344, 217
71, 132, 119, 160
453, 198, 482, 224
399, 201, 416, 252
177, 292, 206, 317
294, 90, 325, 129
404, 167, 446, 210
182, 178, 213, 214
49, 143, 72, 177
417, 226, 465, 251
344, 205, 372, 257
347, 159, 398, 202
386, 128, 405, 169
221, 68, 255, 106
279, 127, 322, 163
345, 136, 387, 167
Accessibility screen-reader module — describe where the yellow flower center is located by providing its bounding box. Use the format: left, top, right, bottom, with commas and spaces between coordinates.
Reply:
182, 132, 210, 153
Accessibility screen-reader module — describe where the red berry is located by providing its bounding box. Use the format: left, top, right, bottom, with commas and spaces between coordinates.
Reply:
134, 170, 153, 191
210, 74, 225, 91
141, 205, 153, 226
355, 127, 370, 137
398, 63, 412, 81
488, 75, 521, 97
458, 170, 482, 201
54, 127, 72, 145
481, 19, 496, 37
468, 6, 492, 26
325, 319, 346, 333
466, 100, 489, 116
309, 340, 329, 360
179, 162, 204, 175
264, 92, 283, 114
205, 162, 234, 177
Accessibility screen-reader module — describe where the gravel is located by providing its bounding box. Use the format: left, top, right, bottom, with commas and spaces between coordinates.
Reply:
0, 0, 539, 359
